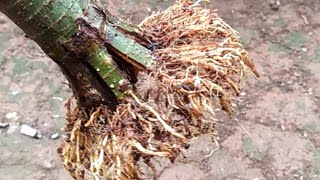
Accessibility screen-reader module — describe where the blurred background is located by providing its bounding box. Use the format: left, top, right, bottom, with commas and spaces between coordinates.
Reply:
0, 0, 320, 179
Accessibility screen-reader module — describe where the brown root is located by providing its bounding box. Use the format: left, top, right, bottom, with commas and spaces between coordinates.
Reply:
58, 0, 258, 179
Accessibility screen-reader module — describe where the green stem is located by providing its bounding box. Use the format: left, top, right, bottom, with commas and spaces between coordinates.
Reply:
0, 0, 154, 109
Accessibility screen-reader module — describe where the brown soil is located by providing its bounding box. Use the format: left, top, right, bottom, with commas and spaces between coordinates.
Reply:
1, 0, 320, 179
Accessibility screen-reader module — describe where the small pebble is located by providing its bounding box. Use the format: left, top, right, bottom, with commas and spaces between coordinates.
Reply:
9, 90, 20, 96
270, 0, 280, 10
301, 48, 308, 52
240, 92, 246, 96
20, 124, 41, 139
5, 112, 18, 120
287, 80, 294, 85
261, 15, 267, 21
0, 122, 9, 128
293, 72, 300, 77
51, 133, 60, 140
51, 115, 60, 118
43, 161, 54, 169
51, 97, 63, 101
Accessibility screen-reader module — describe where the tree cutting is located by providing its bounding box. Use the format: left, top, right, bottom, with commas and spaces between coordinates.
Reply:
0, 0, 259, 179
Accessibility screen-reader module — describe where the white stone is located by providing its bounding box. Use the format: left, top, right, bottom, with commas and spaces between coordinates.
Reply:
5, 112, 18, 120
51, 133, 59, 139
0, 122, 9, 128
20, 124, 41, 138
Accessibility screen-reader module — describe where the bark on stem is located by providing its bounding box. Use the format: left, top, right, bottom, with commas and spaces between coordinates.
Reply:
0, 0, 154, 110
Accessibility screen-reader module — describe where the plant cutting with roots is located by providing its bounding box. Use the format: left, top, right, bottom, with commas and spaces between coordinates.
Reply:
0, 0, 259, 179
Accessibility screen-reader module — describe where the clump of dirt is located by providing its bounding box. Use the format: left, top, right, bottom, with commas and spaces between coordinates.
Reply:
58, 0, 258, 179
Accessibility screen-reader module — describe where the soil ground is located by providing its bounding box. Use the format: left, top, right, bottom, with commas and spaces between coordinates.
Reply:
1, 0, 320, 179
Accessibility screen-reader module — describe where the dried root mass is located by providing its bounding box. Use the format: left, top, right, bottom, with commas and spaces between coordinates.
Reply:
58, 0, 258, 179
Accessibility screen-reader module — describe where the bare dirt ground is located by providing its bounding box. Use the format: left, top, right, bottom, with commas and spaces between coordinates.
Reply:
1, 0, 320, 179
